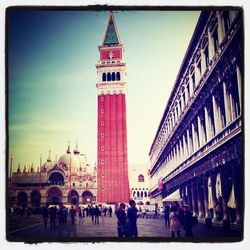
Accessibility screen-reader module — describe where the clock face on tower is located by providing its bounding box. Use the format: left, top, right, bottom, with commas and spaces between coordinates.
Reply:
100, 48, 122, 61
108, 51, 114, 59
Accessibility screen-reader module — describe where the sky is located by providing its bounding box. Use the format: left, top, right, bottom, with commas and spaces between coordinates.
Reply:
7, 9, 201, 173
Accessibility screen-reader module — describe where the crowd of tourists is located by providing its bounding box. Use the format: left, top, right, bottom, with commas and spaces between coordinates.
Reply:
41, 204, 113, 229
11, 200, 195, 237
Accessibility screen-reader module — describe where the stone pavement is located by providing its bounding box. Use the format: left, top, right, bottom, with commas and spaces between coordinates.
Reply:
7, 214, 242, 242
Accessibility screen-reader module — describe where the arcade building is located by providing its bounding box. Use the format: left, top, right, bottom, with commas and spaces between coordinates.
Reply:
149, 9, 243, 229
9, 143, 97, 208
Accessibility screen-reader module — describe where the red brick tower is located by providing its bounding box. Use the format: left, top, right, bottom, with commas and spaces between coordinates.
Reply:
96, 12, 130, 203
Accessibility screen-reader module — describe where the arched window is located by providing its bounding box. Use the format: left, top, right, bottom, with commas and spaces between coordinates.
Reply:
107, 73, 111, 81
144, 191, 147, 197
138, 174, 145, 182
137, 191, 140, 197
141, 191, 144, 197
112, 72, 116, 81
102, 73, 106, 82
116, 72, 120, 81
49, 172, 64, 185
133, 191, 136, 197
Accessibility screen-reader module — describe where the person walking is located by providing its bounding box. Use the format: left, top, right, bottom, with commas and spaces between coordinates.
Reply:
69, 205, 76, 225
94, 205, 100, 224
116, 203, 129, 237
169, 206, 181, 237
42, 205, 49, 228
78, 207, 83, 225
89, 205, 95, 224
183, 206, 193, 237
49, 205, 57, 229
103, 207, 107, 217
164, 205, 170, 228
58, 205, 64, 225
62, 206, 68, 224
127, 199, 138, 237
108, 206, 113, 217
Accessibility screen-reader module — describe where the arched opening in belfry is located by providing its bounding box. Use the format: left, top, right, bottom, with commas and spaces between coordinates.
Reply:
107, 73, 111, 81
116, 72, 120, 81
112, 72, 116, 81
102, 73, 106, 82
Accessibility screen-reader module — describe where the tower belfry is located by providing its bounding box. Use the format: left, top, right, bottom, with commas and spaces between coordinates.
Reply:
96, 12, 130, 203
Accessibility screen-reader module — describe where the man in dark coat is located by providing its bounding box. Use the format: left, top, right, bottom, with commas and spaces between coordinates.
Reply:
116, 203, 129, 237
69, 205, 76, 225
183, 206, 193, 237
127, 200, 138, 237
42, 205, 49, 228
49, 205, 57, 229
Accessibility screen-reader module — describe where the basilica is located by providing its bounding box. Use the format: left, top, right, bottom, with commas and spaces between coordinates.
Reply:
9, 143, 97, 208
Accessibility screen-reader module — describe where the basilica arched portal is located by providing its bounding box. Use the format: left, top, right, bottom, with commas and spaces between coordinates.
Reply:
47, 187, 62, 205
82, 191, 93, 204
17, 191, 28, 207
30, 190, 41, 207
68, 190, 79, 205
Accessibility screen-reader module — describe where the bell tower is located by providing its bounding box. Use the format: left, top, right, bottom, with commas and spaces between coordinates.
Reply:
96, 12, 130, 203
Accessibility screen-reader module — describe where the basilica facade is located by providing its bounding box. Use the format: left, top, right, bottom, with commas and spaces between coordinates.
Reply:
149, 9, 243, 229
9, 144, 97, 208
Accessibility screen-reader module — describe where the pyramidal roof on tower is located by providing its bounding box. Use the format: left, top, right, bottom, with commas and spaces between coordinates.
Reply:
102, 12, 121, 46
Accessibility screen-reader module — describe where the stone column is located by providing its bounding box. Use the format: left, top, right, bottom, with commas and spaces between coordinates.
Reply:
173, 146, 177, 170
223, 81, 232, 125
171, 150, 174, 171
205, 105, 212, 142
185, 83, 190, 103
201, 48, 207, 75
177, 142, 181, 166
174, 108, 178, 127
184, 184, 188, 206
208, 29, 215, 61
210, 172, 218, 221
231, 159, 242, 224
179, 140, 184, 164
189, 74, 194, 97
236, 65, 242, 113
202, 175, 209, 218
183, 134, 188, 161
197, 176, 205, 219
187, 129, 192, 156
220, 168, 231, 230
216, 11, 225, 45
198, 114, 205, 147
191, 179, 199, 219
194, 61, 201, 86
187, 182, 193, 211
212, 94, 222, 134
181, 94, 185, 113
191, 123, 197, 152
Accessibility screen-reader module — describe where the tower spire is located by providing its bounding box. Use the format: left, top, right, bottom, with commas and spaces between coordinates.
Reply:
102, 11, 121, 46
67, 140, 71, 154
74, 138, 80, 154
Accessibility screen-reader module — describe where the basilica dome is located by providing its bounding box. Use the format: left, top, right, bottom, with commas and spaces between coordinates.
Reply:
58, 153, 80, 172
